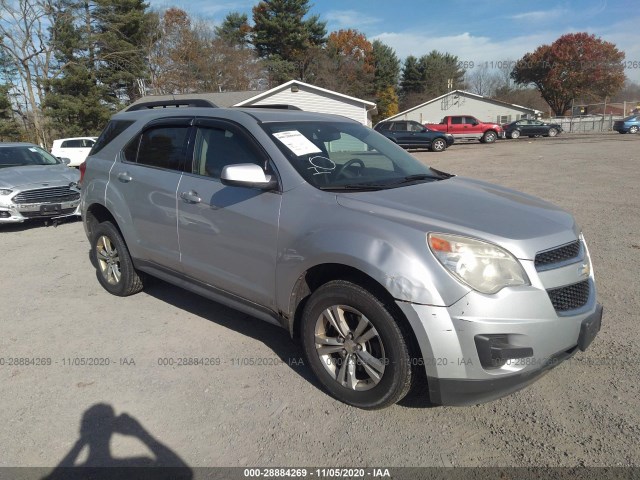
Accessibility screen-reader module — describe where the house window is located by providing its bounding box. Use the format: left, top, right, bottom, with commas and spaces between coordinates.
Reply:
498, 115, 512, 124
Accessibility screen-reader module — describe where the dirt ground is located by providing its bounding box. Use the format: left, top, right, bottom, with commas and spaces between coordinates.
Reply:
1, 132, 639, 471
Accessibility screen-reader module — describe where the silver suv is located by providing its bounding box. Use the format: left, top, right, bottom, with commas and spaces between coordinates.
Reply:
80, 102, 602, 409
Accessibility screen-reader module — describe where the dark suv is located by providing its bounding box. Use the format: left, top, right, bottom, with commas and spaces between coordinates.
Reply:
80, 101, 602, 409
374, 120, 454, 152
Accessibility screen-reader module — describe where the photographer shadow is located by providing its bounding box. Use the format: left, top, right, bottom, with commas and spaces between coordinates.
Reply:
43, 403, 192, 480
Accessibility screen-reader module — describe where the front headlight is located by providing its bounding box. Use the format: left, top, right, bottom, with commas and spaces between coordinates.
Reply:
428, 233, 530, 294
0, 189, 13, 195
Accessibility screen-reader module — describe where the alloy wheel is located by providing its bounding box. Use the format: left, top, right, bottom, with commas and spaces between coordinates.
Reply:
314, 305, 386, 391
95, 235, 121, 285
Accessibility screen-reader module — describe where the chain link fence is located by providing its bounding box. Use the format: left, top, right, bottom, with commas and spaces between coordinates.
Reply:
548, 100, 640, 133
550, 115, 619, 133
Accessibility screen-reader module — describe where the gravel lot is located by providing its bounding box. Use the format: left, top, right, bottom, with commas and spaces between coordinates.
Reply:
1, 133, 639, 470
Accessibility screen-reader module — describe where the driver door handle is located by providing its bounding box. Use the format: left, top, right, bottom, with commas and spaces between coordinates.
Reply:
180, 190, 201, 204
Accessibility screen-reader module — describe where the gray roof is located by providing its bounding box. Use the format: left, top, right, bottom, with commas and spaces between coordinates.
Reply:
129, 91, 259, 109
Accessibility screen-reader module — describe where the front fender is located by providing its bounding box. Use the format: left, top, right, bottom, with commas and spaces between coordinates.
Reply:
275, 186, 470, 314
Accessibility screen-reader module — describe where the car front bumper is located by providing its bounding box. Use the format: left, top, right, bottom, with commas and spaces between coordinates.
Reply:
0, 199, 80, 223
396, 284, 603, 406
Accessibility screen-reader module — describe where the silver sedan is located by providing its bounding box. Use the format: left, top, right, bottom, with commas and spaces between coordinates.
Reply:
0, 143, 80, 224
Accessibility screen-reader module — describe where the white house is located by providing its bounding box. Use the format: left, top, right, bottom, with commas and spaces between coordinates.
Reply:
130, 80, 378, 126
385, 90, 542, 125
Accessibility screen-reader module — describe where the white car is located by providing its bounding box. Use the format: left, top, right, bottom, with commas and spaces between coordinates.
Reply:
51, 137, 97, 167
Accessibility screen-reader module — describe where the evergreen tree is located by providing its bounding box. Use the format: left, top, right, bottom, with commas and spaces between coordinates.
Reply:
372, 40, 400, 93
400, 56, 424, 94
93, 0, 156, 105
400, 51, 465, 109
420, 50, 465, 98
0, 84, 21, 141
215, 12, 251, 48
371, 40, 400, 122
252, 0, 326, 84
43, 1, 111, 137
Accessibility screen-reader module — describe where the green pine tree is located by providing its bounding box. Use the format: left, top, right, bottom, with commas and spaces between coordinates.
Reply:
93, 0, 156, 105
400, 55, 424, 95
252, 0, 326, 84
0, 84, 21, 141
43, 1, 111, 137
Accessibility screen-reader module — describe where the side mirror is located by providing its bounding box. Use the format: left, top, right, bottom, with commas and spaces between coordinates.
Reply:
220, 164, 278, 190
471, 120, 479, 126
58, 157, 71, 165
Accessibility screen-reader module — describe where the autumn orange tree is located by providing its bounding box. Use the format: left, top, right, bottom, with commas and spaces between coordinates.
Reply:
511, 32, 625, 116
314, 29, 374, 98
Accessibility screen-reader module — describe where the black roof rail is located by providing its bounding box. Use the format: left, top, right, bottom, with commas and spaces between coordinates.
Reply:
236, 104, 302, 110
125, 99, 218, 112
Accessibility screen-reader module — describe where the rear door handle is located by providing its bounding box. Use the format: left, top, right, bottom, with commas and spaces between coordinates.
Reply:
180, 191, 201, 204
117, 172, 132, 182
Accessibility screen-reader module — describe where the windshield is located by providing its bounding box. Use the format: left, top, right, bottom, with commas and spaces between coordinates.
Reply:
263, 121, 446, 190
0, 146, 61, 169
622, 114, 639, 122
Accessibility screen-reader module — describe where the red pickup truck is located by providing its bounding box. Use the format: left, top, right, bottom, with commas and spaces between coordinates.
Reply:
426, 116, 505, 143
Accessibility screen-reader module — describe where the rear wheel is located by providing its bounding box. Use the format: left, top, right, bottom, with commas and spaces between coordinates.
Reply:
91, 222, 145, 296
630, 125, 639, 134
548, 127, 558, 137
510, 130, 520, 139
482, 131, 497, 143
301, 280, 413, 409
431, 138, 446, 152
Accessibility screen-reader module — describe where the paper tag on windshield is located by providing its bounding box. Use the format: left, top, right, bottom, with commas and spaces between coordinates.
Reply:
273, 131, 322, 156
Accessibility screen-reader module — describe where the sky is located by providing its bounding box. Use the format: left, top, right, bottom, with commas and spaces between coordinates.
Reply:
146, 0, 640, 83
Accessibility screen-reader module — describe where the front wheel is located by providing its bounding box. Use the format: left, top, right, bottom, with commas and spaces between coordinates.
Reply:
482, 131, 497, 143
91, 221, 145, 296
510, 130, 520, 139
629, 126, 639, 134
548, 128, 558, 137
301, 280, 413, 409
430, 138, 446, 152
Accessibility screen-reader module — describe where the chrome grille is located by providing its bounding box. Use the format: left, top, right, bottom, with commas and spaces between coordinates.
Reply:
547, 280, 590, 312
535, 240, 581, 269
13, 186, 79, 204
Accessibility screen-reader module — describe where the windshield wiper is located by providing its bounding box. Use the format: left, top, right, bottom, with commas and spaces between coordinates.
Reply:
385, 173, 442, 185
319, 183, 388, 191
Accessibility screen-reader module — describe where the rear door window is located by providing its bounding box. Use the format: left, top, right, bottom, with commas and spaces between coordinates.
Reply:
134, 126, 190, 171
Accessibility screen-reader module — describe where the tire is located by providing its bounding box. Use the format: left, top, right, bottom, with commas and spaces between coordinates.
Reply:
301, 280, 413, 409
430, 138, 446, 152
91, 221, 145, 296
481, 131, 497, 143
510, 130, 520, 139
548, 128, 558, 137
630, 126, 639, 134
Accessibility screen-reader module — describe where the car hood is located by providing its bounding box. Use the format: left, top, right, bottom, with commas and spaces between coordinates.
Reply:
335, 177, 579, 260
0, 164, 80, 189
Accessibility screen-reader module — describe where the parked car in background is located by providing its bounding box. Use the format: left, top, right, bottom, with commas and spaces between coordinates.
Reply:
0, 143, 80, 223
426, 116, 505, 143
51, 137, 97, 167
81, 102, 602, 409
374, 120, 454, 152
613, 114, 640, 134
503, 119, 562, 139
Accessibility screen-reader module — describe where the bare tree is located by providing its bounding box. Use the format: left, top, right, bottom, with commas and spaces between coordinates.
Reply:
147, 8, 263, 95
465, 63, 500, 97
0, 0, 66, 146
